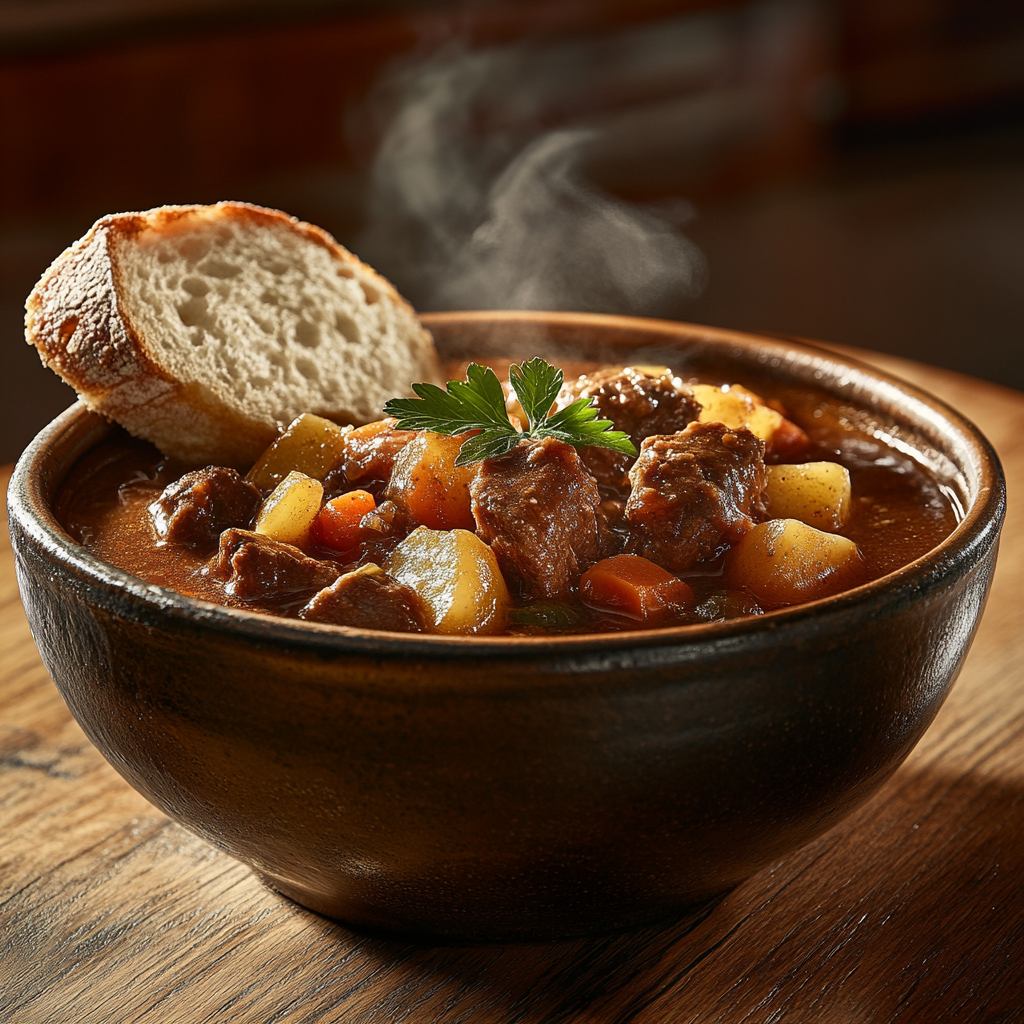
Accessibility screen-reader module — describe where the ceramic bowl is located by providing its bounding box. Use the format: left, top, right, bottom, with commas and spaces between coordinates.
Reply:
8, 312, 1005, 942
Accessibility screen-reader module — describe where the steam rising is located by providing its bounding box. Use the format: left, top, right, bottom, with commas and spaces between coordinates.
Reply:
356, 45, 708, 314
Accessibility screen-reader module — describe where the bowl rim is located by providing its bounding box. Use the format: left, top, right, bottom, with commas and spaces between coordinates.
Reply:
9, 311, 1006, 660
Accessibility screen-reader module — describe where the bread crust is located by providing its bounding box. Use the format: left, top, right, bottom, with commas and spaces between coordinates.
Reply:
26, 202, 440, 467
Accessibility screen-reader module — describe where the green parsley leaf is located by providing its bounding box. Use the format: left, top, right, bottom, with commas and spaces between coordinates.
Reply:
508, 357, 563, 433
455, 429, 521, 465
540, 400, 637, 455
383, 358, 638, 466
383, 363, 512, 436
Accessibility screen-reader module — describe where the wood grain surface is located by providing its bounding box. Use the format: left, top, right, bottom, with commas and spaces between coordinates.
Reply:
2, 350, 1023, 1024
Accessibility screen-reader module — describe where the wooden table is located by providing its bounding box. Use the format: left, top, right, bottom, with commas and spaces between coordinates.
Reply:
3, 350, 1022, 1024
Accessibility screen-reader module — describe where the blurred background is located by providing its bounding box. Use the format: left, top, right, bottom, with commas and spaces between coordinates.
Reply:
2, 0, 1023, 463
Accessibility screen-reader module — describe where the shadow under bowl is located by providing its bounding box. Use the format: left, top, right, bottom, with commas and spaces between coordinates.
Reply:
7, 312, 1006, 942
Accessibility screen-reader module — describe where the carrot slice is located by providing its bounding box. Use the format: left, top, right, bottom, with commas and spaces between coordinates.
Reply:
313, 490, 376, 552
769, 414, 810, 460
580, 554, 693, 621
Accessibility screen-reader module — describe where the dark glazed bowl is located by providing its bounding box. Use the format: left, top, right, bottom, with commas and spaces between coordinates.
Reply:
8, 312, 1006, 942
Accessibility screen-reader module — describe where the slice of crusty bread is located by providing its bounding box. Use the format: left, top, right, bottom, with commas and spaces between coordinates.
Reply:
26, 201, 441, 467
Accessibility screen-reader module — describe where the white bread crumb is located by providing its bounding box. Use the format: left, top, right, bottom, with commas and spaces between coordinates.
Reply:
26, 201, 441, 467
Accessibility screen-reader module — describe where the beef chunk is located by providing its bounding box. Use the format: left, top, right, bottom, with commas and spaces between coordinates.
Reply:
624, 423, 767, 573
558, 367, 701, 441
150, 467, 261, 548
323, 417, 416, 499
300, 564, 429, 632
216, 529, 342, 604
471, 437, 601, 600
554, 367, 701, 492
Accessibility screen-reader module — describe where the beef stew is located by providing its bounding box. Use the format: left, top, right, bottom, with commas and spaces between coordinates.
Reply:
57, 360, 959, 636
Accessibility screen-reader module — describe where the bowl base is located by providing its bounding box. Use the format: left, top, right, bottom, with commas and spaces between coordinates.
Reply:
254, 869, 730, 945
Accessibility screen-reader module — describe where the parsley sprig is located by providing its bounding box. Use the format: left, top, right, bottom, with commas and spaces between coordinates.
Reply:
383, 357, 637, 466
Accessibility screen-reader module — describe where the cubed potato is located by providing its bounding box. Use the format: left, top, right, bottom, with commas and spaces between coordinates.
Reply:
765, 462, 851, 532
728, 518, 862, 607
691, 383, 784, 443
254, 471, 324, 547
691, 383, 807, 457
385, 432, 477, 531
247, 414, 352, 492
386, 527, 510, 635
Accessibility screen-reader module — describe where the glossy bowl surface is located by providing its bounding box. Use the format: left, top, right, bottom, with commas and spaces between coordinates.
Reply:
8, 312, 1006, 941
